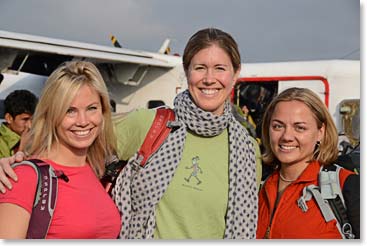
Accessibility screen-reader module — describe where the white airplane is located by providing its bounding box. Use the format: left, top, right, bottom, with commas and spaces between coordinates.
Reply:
0, 30, 360, 151
0, 30, 185, 113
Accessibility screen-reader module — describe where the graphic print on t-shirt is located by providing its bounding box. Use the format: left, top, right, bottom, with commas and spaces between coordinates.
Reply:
184, 156, 203, 185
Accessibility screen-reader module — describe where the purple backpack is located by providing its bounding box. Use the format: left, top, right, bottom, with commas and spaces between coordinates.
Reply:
12, 159, 68, 238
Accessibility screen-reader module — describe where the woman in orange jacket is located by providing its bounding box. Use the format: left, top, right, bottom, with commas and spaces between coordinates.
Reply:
257, 87, 359, 239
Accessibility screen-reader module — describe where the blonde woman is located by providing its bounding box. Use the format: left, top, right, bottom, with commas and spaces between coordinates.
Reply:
0, 61, 121, 239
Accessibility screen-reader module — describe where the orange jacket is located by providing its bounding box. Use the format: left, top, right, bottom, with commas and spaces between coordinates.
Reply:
257, 161, 353, 239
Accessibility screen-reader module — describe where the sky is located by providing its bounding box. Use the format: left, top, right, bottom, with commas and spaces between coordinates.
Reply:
0, 0, 360, 63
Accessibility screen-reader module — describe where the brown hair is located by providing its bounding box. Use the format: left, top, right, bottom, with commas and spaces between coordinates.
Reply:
182, 28, 241, 73
261, 87, 338, 167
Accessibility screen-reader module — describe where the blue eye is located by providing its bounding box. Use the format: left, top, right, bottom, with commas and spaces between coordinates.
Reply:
66, 108, 76, 115
88, 106, 98, 111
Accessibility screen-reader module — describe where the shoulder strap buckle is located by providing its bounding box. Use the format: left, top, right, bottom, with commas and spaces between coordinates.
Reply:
319, 165, 344, 203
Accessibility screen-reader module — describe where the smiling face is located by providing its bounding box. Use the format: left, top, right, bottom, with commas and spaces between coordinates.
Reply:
55, 84, 103, 156
186, 44, 240, 115
269, 100, 324, 168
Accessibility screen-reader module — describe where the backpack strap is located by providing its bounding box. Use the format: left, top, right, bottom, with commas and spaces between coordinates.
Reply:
320, 165, 354, 239
101, 156, 127, 195
11, 159, 68, 239
101, 108, 176, 193
319, 164, 344, 204
135, 108, 175, 168
297, 165, 355, 239
297, 184, 336, 221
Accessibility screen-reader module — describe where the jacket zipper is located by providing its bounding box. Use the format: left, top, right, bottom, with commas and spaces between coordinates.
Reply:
264, 226, 271, 239
263, 177, 292, 239
264, 186, 276, 239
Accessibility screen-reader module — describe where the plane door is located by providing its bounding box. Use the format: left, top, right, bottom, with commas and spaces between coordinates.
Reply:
232, 76, 329, 139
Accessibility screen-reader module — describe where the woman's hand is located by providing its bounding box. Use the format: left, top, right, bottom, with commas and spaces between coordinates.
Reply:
0, 152, 25, 193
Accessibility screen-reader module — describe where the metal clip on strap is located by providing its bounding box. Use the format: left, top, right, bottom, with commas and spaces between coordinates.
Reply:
342, 223, 355, 239
131, 154, 144, 171
166, 120, 181, 129
297, 186, 313, 212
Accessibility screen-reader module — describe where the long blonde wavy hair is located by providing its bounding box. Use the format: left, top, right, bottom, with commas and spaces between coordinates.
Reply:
26, 61, 116, 177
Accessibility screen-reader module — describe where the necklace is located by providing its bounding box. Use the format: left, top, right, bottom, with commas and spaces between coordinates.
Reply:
279, 173, 297, 182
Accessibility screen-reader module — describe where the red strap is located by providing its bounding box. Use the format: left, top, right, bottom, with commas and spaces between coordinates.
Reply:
137, 108, 175, 167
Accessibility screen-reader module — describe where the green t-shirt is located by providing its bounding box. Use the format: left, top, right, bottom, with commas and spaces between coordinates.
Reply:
114, 109, 229, 239
154, 130, 229, 239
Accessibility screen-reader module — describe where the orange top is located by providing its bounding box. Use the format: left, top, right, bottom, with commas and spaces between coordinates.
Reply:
257, 161, 353, 239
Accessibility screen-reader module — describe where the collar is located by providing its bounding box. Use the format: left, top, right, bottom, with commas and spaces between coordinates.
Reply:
294, 161, 322, 183
266, 161, 322, 187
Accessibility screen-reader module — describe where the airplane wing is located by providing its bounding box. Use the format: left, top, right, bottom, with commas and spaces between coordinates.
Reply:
0, 30, 179, 83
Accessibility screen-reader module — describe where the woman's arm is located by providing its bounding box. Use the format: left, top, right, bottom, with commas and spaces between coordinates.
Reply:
0, 164, 37, 238
0, 203, 30, 238
114, 109, 155, 160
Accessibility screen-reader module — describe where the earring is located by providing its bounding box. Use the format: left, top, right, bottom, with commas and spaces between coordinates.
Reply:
313, 140, 321, 158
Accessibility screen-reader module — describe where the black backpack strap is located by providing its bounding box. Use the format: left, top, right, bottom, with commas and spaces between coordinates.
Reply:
327, 196, 354, 239
11, 159, 68, 239
101, 156, 127, 195
341, 172, 360, 239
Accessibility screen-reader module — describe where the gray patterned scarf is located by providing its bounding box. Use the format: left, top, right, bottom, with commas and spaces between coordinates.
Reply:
112, 90, 257, 239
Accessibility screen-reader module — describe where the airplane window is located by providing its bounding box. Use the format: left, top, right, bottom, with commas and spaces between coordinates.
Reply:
147, 100, 165, 109
110, 99, 116, 113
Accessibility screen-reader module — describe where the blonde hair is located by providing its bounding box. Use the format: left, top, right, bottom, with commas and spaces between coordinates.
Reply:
261, 87, 338, 167
26, 61, 116, 177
